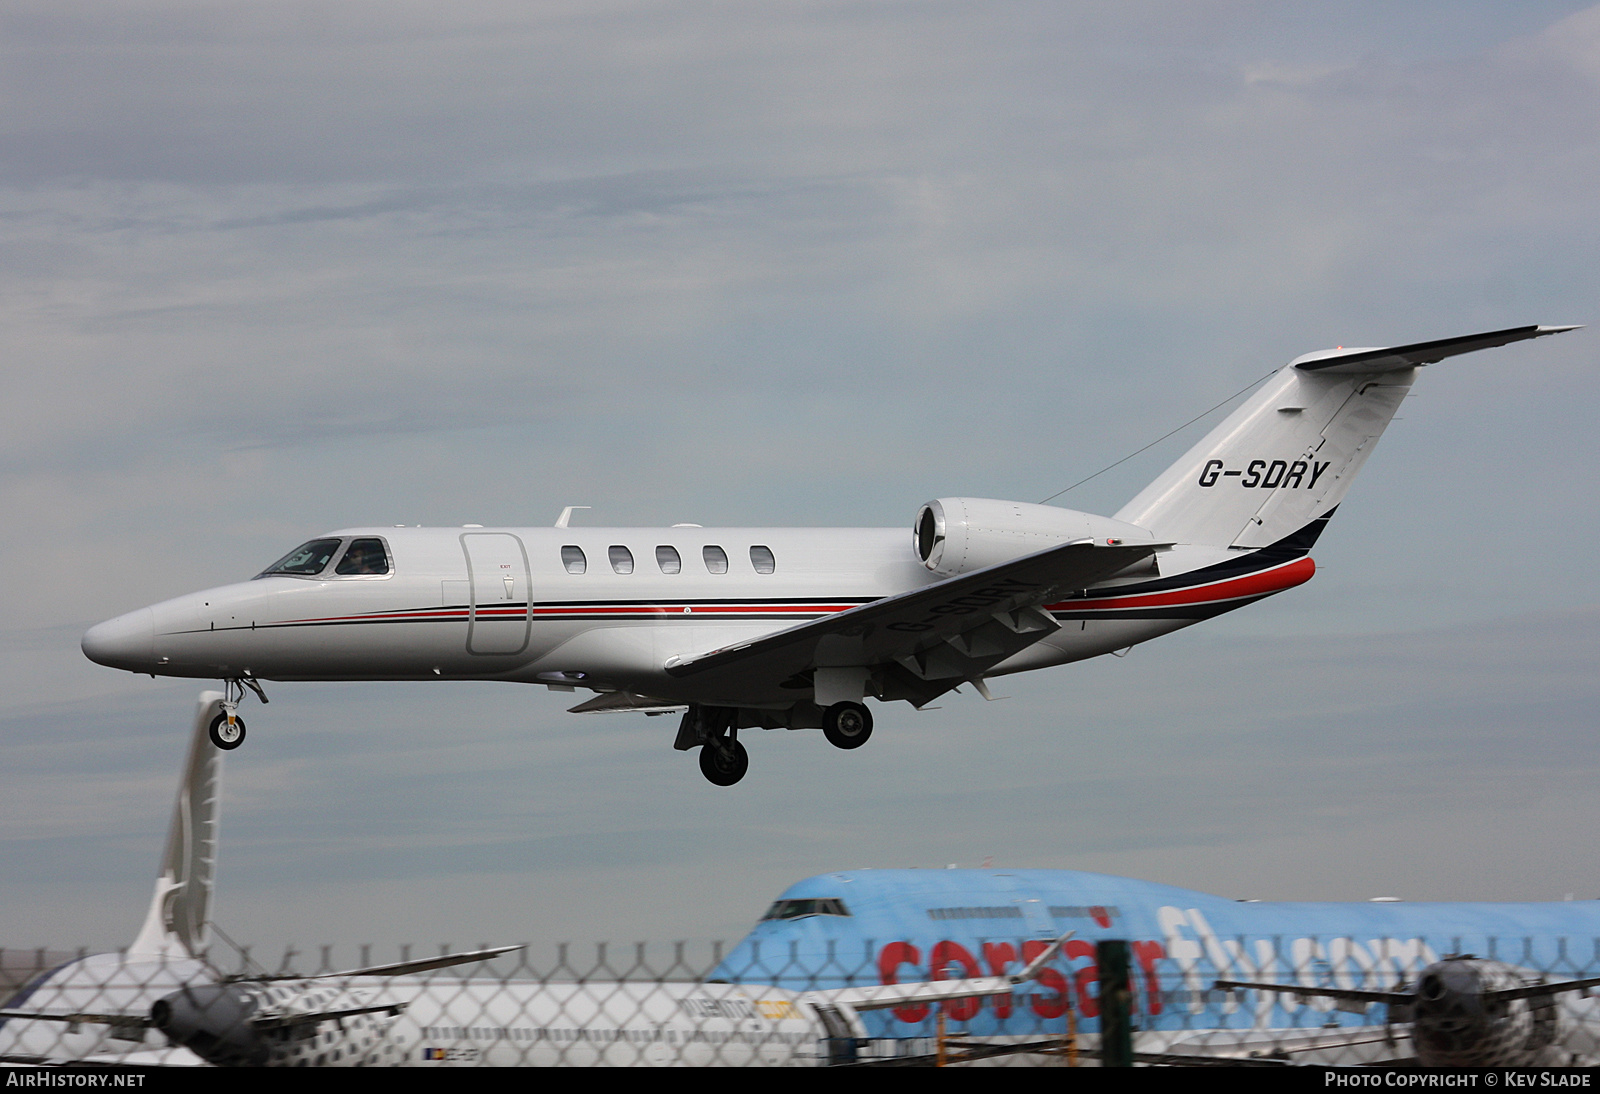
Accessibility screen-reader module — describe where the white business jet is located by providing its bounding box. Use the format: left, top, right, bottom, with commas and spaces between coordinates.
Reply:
82, 326, 1577, 785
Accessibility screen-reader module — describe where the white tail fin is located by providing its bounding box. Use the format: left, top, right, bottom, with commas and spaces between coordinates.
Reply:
1116, 326, 1577, 547
128, 693, 225, 960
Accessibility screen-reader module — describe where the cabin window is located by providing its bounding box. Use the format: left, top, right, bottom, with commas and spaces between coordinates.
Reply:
561, 545, 587, 575
609, 545, 634, 574
259, 538, 343, 577
750, 545, 776, 574
656, 545, 681, 574
702, 545, 728, 574
335, 538, 390, 575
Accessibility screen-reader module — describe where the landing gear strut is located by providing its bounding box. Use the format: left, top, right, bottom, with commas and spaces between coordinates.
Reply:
209, 677, 267, 751
679, 705, 750, 786
822, 701, 873, 749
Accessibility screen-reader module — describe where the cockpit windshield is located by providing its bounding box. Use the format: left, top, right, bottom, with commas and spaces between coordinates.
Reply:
759, 897, 851, 921
259, 538, 343, 577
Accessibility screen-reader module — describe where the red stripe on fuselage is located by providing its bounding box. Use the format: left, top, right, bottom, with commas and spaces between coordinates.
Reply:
264, 559, 1313, 629
1047, 556, 1315, 613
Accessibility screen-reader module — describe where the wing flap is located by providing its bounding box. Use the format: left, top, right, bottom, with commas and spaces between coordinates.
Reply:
663, 541, 1157, 700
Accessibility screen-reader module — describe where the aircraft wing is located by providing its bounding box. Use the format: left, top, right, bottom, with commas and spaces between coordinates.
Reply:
799, 932, 1070, 1012
663, 540, 1158, 706
1149, 1028, 1411, 1066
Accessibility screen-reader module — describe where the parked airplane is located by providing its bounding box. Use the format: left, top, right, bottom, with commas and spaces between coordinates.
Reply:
81, 325, 1577, 784
0, 696, 1065, 1067
146, 941, 1066, 1067
719, 868, 1600, 1066
0, 693, 228, 1065
0, 694, 518, 1066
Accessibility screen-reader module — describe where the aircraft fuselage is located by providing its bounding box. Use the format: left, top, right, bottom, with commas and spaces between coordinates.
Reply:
83, 525, 1302, 709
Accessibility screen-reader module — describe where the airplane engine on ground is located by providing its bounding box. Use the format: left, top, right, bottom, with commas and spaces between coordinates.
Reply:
1218, 954, 1591, 1068
153, 981, 405, 1067
1408, 957, 1558, 1067
913, 498, 1156, 577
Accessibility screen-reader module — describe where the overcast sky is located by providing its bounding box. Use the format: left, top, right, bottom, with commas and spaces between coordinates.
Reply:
4, 1, 1600, 960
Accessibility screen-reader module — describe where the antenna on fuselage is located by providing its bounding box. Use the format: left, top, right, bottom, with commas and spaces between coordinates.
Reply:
554, 506, 591, 528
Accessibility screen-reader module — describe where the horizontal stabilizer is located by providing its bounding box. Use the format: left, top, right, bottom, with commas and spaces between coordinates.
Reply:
295, 944, 524, 980
1291, 324, 1578, 374
0, 1010, 149, 1030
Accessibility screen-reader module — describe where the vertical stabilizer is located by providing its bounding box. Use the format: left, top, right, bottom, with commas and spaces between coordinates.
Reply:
128, 693, 224, 960
1114, 325, 1576, 548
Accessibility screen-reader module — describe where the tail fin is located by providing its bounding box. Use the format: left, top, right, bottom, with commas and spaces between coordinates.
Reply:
127, 692, 225, 960
1115, 325, 1577, 547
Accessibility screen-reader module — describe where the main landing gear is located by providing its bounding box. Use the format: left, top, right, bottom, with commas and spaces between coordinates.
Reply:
698, 735, 749, 787
677, 705, 752, 786
209, 677, 267, 752
677, 700, 877, 785
822, 701, 873, 750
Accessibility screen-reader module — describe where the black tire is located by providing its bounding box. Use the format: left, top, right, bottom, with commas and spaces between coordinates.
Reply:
822, 701, 873, 749
208, 712, 246, 751
698, 738, 749, 786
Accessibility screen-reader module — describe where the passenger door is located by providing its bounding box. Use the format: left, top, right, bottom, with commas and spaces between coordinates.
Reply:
461, 533, 532, 655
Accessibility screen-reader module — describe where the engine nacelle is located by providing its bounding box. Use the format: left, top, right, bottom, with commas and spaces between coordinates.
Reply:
1410, 957, 1558, 1068
913, 497, 1156, 576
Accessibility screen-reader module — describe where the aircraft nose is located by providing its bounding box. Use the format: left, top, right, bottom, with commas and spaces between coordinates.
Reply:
82, 608, 156, 670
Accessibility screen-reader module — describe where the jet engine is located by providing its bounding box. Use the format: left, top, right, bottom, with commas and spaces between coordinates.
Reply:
913, 497, 1156, 577
1218, 955, 1596, 1067
152, 980, 404, 1067
1408, 957, 1560, 1068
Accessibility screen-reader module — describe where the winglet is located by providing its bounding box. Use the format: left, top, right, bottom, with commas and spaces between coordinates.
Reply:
128, 693, 226, 961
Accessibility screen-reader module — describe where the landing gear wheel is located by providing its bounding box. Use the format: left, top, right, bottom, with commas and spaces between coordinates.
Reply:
208, 712, 246, 751
822, 702, 873, 749
699, 738, 749, 786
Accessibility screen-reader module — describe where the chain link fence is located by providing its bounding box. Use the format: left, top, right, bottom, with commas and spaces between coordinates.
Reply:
4, 938, 1599, 1066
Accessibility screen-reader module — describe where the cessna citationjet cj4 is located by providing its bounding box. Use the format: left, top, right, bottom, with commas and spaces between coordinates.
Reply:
82, 325, 1576, 784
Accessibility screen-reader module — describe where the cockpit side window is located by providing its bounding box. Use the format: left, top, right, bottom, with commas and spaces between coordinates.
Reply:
335, 538, 390, 576
259, 538, 343, 577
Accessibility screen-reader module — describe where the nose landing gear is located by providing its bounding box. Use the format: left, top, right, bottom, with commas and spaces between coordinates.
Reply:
209, 677, 267, 751
208, 711, 246, 750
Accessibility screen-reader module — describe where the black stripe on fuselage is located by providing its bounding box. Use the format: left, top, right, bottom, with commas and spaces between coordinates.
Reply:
1049, 594, 1276, 622
1051, 510, 1334, 602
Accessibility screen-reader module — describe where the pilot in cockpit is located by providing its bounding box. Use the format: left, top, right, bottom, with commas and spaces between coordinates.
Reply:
335, 538, 389, 576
